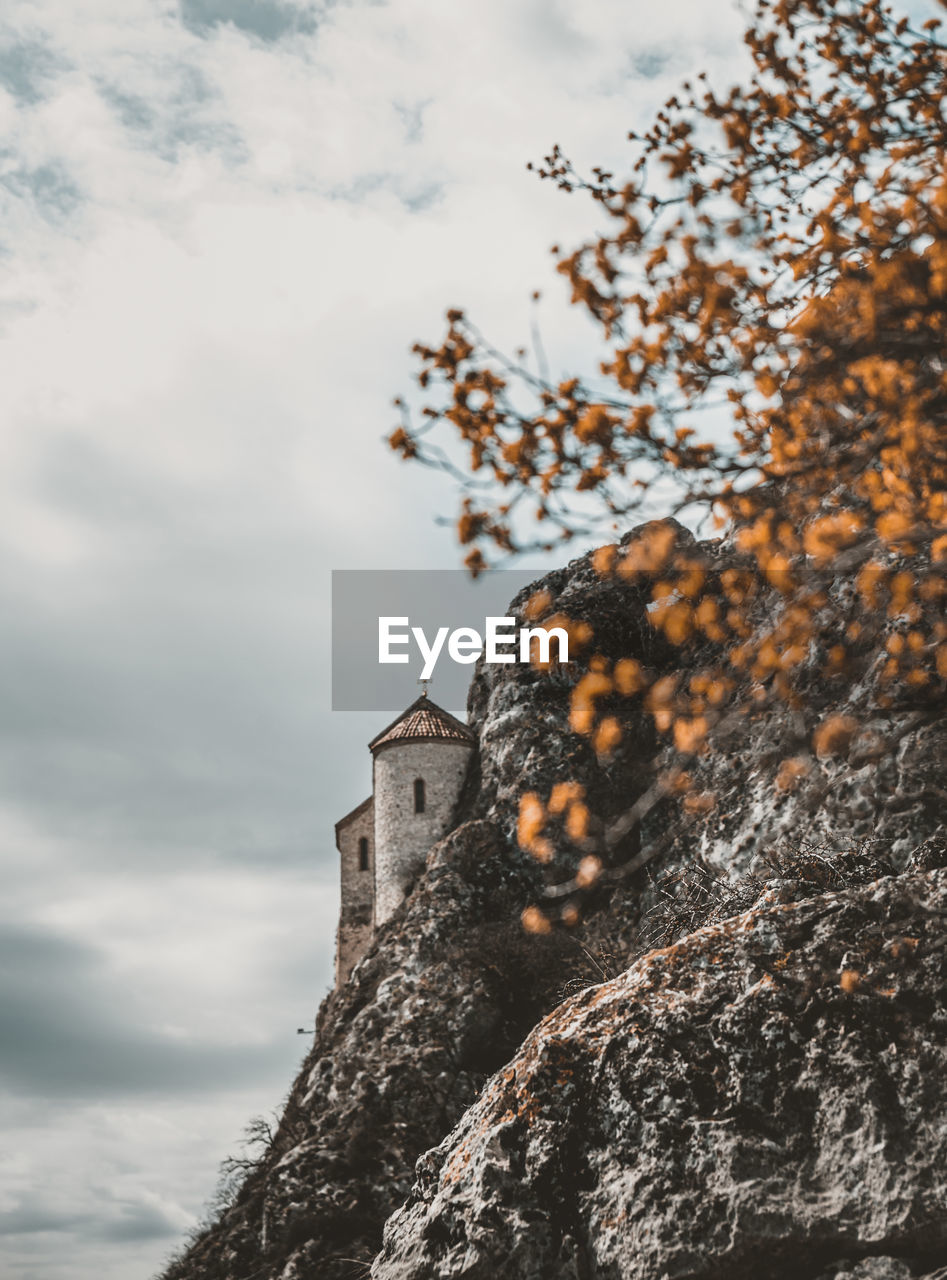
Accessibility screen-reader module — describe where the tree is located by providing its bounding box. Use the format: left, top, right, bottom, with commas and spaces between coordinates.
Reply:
390, 0, 947, 904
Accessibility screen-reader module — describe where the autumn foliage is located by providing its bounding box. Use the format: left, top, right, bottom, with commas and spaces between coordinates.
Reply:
391, 0, 947, 898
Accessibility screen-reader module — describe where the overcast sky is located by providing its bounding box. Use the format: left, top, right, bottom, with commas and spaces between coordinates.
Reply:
0, 2, 752, 1277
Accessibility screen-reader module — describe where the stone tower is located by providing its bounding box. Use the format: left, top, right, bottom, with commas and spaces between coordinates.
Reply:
333, 695, 474, 985
369, 695, 475, 927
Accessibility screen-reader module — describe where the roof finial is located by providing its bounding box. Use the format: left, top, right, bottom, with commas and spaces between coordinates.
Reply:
418, 677, 430, 698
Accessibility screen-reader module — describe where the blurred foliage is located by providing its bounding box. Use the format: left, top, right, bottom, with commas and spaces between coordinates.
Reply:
390, 0, 947, 913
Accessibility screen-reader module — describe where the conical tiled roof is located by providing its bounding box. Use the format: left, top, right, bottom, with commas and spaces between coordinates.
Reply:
368, 695, 474, 754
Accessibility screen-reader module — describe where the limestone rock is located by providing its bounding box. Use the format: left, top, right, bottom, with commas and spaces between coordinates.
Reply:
375, 869, 947, 1280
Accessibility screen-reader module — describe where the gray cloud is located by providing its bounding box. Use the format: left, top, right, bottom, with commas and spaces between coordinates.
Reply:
0, 923, 292, 1099
0, 1196, 180, 1243
0, 440, 325, 867
630, 47, 672, 79
97, 74, 247, 165
0, 40, 63, 106
179, 0, 318, 41
0, 162, 81, 219
393, 99, 429, 146
0, 562, 328, 870
323, 167, 445, 211
0, 1206, 89, 1237
96, 1199, 185, 1243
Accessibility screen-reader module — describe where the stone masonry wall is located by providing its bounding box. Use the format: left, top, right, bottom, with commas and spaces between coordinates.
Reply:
373, 739, 473, 925
335, 800, 374, 985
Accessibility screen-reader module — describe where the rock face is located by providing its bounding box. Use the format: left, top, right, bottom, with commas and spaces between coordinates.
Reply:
375, 867, 947, 1279
160, 527, 946, 1280
161, 821, 560, 1279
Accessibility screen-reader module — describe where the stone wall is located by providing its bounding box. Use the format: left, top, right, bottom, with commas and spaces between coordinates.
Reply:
372, 739, 473, 925
335, 799, 374, 985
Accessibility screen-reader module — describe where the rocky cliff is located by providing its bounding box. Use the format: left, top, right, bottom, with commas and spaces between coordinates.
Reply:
376, 864, 947, 1280
161, 528, 946, 1280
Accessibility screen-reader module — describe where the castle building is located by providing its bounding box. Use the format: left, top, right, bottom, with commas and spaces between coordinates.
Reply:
333, 694, 475, 986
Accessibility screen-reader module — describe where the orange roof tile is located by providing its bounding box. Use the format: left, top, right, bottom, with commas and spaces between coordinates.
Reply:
368, 695, 474, 754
